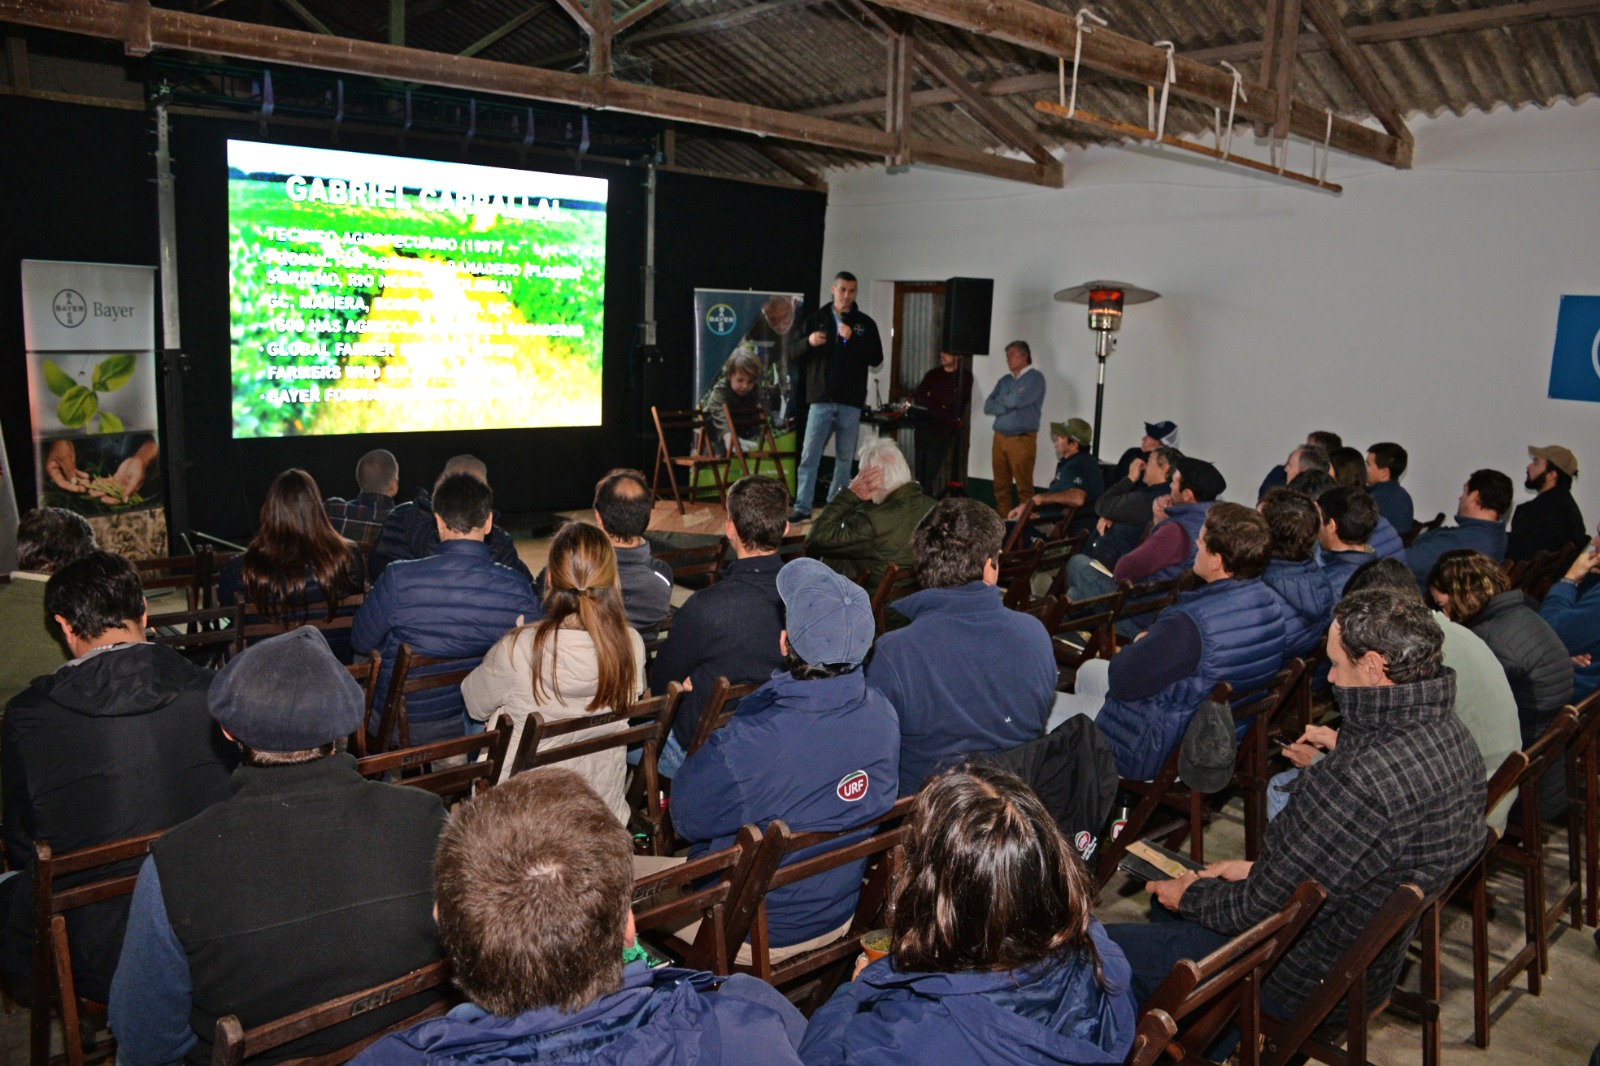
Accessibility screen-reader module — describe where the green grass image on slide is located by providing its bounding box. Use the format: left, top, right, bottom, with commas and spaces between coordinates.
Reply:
229, 178, 606, 438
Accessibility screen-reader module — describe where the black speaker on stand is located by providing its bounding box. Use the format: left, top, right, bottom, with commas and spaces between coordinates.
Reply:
942, 277, 994, 356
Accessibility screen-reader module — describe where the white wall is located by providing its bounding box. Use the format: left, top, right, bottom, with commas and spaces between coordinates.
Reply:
826, 98, 1600, 530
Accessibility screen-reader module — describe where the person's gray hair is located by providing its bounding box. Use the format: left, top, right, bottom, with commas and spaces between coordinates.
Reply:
1332, 588, 1444, 684
857, 437, 912, 502
1293, 444, 1331, 475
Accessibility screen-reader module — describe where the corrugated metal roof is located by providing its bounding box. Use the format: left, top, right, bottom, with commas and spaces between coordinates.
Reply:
135, 0, 1600, 184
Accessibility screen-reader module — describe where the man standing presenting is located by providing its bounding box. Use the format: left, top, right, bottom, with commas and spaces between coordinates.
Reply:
1508, 445, 1586, 562
791, 272, 883, 522
983, 340, 1046, 518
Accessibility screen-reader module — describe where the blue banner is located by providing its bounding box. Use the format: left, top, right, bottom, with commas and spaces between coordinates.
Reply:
692, 289, 805, 419
1548, 294, 1600, 403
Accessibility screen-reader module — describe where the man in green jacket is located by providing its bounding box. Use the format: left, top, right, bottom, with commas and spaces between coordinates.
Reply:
0, 508, 97, 705
805, 438, 935, 591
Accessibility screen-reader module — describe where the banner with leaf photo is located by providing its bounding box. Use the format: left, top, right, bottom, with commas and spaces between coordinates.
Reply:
21, 260, 164, 558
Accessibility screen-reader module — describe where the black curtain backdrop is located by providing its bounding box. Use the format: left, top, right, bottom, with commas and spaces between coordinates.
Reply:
0, 93, 826, 544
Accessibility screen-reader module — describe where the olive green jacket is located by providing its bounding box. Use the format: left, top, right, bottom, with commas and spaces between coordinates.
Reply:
805, 482, 937, 590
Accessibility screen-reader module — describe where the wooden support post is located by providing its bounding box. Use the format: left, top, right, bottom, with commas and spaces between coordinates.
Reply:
6, 34, 29, 92
1256, 0, 1301, 138
388, 0, 404, 46
887, 27, 912, 166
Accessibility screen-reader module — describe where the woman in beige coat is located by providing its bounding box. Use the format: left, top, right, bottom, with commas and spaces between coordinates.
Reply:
462, 522, 646, 824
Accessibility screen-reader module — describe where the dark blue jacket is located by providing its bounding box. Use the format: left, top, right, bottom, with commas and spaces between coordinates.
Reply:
652, 554, 787, 748
1542, 579, 1600, 703
1090, 480, 1169, 567
798, 922, 1136, 1066
1407, 515, 1509, 590
351, 964, 805, 1066
1262, 558, 1334, 659
1369, 517, 1407, 562
671, 670, 898, 947
352, 541, 539, 743
1369, 480, 1414, 536
864, 582, 1055, 795
1319, 546, 1378, 598
1096, 578, 1285, 780
1048, 451, 1104, 504
369, 489, 533, 582
1258, 464, 1288, 501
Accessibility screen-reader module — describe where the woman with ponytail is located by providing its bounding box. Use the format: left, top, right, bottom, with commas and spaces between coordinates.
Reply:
462, 521, 646, 823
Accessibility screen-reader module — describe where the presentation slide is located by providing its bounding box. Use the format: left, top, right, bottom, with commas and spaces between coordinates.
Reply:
227, 139, 607, 439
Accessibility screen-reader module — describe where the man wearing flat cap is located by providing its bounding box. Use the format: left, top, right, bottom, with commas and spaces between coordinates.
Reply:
109, 628, 446, 1066
1508, 445, 1587, 563
672, 558, 898, 964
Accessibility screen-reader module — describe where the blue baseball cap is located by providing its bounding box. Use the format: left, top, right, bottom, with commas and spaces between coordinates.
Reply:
776, 558, 874, 666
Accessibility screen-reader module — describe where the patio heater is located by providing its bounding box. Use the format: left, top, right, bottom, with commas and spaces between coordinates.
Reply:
1054, 280, 1160, 457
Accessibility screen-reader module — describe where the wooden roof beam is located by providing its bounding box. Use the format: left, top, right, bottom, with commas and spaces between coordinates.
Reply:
753, 143, 828, 189
866, 0, 1405, 166
533, 0, 826, 67
1300, 0, 1412, 156
613, 0, 672, 35
1256, 0, 1302, 138
914, 39, 1058, 171
458, 2, 549, 58
0, 0, 1065, 186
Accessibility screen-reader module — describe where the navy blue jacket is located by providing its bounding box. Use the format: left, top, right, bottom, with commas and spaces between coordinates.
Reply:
1369, 480, 1414, 536
1090, 480, 1169, 566
671, 670, 898, 947
351, 964, 805, 1066
1048, 451, 1104, 504
369, 489, 533, 582
1369, 517, 1407, 562
1407, 515, 1509, 590
650, 554, 786, 749
1262, 558, 1334, 659
864, 582, 1055, 795
798, 922, 1136, 1066
352, 541, 539, 743
1320, 546, 1378, 598
1096, 577, 1285, 780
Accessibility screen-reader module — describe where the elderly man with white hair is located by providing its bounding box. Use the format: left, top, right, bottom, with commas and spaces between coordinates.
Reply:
805, 438, 936, 590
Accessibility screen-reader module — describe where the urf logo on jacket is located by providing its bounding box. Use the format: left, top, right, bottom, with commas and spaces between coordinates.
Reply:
836, 770, 870, 802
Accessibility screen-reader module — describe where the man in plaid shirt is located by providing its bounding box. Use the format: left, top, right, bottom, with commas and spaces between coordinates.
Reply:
1108, 587, 1486, 1022
323, 449, 399, 548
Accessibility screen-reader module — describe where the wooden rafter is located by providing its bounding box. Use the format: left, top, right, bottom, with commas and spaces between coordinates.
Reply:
753, 143, 827, 189
0, 0, 1062, 186
914, 40, 1056, 170
809, 0, 1600, 123
613, 0, 671, 35
458, 2, 549, 58
1299, 0, 1412, 148
533, 0, 825, 68
865, 0, 1408, 165
388, 0, 404, 46
272, 0, 330, 35
1257, 0, 1302, 138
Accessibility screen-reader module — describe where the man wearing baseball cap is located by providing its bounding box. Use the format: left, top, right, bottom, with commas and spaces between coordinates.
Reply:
1009, 418, 1104, 524
110, 628, 446, 1065
1508, 445, 1587, 562
1112, 420, 1179, 482
671, 558, 898, 963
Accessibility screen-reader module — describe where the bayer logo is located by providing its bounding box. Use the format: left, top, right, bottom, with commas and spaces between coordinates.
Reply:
53, 289, 88, 328
706, 303, 737, 336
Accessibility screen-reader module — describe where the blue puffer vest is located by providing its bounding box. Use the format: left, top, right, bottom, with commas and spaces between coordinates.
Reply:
1097, 577, 1286, 779
1261, 558, 1334, 658
1369, 517, 1407, 562
1145, 502, 1215, 583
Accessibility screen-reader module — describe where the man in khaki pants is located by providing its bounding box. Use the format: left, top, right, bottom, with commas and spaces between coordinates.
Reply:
983, 340, 1046, 517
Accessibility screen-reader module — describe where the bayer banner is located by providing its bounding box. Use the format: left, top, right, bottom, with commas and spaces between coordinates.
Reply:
20, 260, 165, 559
1548, 294, 1600, 403
692, 289, 806, 421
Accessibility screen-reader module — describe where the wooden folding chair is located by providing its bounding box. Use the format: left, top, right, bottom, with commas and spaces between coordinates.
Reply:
236, 591, 366, 643
1565, 687, 1600, 929
725, 402, 794, 491
30, 832, 163, 1066
724, 796, 914, 1011
626, 683, 684, 854
1513, 542, 1583, 601
1403, 512, 1446, 547
145, 603, 243, 667
209, 960, 457, 1066
344, 652, 381, 756
368, 645, 479, 755
869, 563, 920, 634
1258, 882, 1434, 1066
996, 541, 1043, 611
133, 546, 216, 612
354, 718, 516, 807
1113, 575, 1186, 641
1464, 707, 1581, 1047
633, 822, 780, 974
1001, 498, 1075, 552
508, 687, 681, 782
687, 677, 762, 756
1137, 881, 1327, 1066
653, 539, 726, 593
651, 406, 731, 515
1030, 529, 1089, 603
1125, 1008, 1181, 1066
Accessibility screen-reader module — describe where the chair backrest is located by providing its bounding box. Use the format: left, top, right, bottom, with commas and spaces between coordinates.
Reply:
209, 960, 456, 1066
654, 539, 725, 590
1261, 883, 1431, 1066
1033, 531, 1089, 601
354, 719, 516, 806
869, 563, 921, 633
688, 677, 763, 755
1124, 1008, 1180, 1066
1050, 586, 1128, 669
368, 644, 478, 754
726, 795, 916, 986
1140, 881, 1327, 1062
633, 822, 779, 974
146, 603, 244, 666
31, 832, 164, 1066
1516, 541, 1583, 600
996, 542, 1044, 610
236, 591, 367, 643
1002, 498, 1074, 552
508, 686, 681, 778
345, 652, 381, 756
1500, 707, 1581, 835
133, 547, 216, 610
1115, 575, 1185, 631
